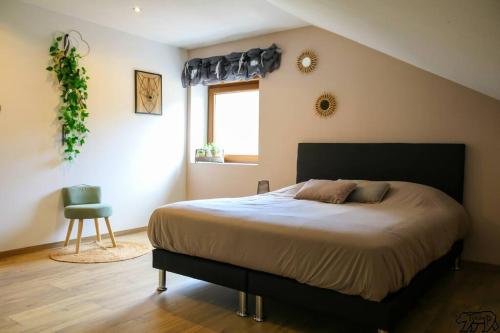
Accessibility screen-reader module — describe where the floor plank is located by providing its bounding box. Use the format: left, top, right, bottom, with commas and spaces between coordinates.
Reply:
0, 231, 499, 333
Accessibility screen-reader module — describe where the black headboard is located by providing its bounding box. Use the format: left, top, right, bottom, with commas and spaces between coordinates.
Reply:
296, 143, 465, 203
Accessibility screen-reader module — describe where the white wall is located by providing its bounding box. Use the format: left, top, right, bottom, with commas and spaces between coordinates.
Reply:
187, 27, 500, 266
268, 0, 500, 101
0, 1, 187, 252
188, 85, 208, 163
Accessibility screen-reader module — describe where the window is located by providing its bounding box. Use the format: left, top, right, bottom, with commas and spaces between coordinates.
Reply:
208, 81, 259, 163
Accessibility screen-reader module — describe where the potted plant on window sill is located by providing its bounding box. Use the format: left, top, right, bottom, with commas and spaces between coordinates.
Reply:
195, 143, 224, 163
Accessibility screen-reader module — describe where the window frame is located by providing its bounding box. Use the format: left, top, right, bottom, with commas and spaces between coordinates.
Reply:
207, 80, 259, 163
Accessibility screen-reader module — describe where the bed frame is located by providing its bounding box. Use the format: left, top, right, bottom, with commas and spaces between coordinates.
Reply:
152, 143, 466, 332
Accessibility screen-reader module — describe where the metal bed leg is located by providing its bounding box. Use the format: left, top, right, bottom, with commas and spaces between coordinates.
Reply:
453, 256, 462, 271
253, 295, 264, 322
236, 291, 248, 317
157, 269, 167, 292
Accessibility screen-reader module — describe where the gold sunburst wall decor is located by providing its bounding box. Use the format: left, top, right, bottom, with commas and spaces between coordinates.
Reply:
297, 50, 318, 73
315, 93, 337, 117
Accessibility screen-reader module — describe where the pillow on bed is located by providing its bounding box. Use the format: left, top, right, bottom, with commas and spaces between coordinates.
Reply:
294, 179, 357, 204
347, 181, 390, 203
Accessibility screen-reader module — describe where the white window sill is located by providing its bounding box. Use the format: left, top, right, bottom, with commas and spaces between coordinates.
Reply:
191, 161, 258, 166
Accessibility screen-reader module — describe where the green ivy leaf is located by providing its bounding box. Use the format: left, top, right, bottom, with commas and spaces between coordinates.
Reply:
47, 33, 90, 161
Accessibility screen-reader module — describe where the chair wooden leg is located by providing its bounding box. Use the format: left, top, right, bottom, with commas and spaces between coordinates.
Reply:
64, 219, 75, 247
94, 218, 101, 242
104, 217, 117, 247
75, 219, 84, 254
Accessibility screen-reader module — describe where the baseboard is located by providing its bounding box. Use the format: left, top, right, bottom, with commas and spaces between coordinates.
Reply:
463, 260, 500, 272
0, 226, 148, 259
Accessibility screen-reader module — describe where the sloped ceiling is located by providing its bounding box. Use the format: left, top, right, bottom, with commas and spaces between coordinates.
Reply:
22, 0, 500, 100
21, 0, 307, 48
267, 0, 500, 101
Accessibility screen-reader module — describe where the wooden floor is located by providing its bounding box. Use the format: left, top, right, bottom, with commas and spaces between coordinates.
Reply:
1, 231, 499, 333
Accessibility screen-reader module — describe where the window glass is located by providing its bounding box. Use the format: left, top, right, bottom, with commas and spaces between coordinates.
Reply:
213, 90, 259, 156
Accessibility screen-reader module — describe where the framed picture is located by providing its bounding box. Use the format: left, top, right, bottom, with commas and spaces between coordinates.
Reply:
135, 70, 162, 115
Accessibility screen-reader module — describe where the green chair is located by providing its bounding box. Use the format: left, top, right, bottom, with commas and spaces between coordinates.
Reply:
62, 185, 116, 254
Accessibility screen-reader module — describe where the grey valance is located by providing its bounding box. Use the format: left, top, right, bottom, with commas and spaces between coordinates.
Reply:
181, 44, 281, 88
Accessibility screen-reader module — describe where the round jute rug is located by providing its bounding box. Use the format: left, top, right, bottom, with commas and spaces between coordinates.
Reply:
49, 241, 151, 263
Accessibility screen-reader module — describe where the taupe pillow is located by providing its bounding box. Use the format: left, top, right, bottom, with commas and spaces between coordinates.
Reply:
294, 179, 357, 204
347, 181, 390, 203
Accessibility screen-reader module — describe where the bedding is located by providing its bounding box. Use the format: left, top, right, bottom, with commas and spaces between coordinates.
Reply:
148, 181, 468, 301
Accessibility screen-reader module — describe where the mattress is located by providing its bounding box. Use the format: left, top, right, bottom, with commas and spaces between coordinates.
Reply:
148, 181, 468, 301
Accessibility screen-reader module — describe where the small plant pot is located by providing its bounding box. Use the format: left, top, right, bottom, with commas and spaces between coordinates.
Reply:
195, 149, 224, 163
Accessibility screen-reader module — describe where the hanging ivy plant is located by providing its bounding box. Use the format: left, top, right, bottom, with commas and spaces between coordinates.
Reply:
46, 33, 90, 161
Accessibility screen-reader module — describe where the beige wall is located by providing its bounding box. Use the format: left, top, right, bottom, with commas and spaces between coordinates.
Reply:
187, 26, 500, 265
0, 1, 187, 252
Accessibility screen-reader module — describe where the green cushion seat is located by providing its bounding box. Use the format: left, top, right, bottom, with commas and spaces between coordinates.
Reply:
64, 203, 112, 219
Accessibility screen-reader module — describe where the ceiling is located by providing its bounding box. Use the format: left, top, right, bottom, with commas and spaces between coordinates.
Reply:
24, 0, 500, 101
268, 0, 500, 101
22, 0, 307, 48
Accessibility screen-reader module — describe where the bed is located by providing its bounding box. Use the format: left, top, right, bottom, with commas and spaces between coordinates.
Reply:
148, 143, 467, 332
